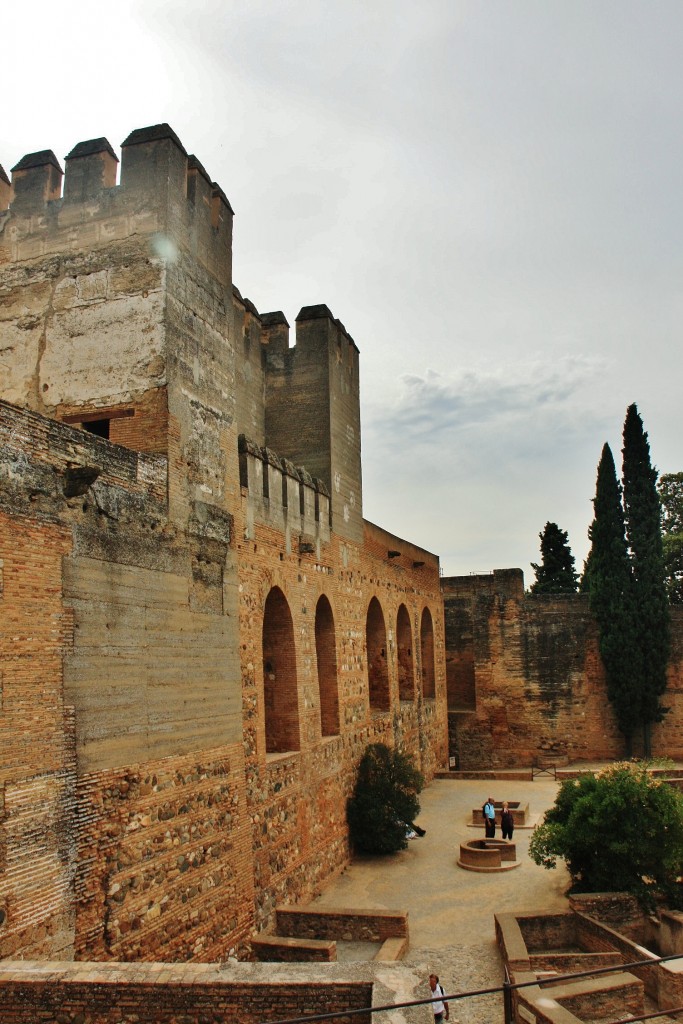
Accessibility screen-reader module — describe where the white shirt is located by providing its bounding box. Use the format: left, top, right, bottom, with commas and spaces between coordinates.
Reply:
431, 983, 446, 1015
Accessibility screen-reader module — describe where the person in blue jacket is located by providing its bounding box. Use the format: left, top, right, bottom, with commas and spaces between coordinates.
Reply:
482, 796, 496, 838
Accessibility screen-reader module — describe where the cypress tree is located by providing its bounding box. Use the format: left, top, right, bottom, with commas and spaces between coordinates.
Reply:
530, 522, 579, 594
584, 443, 641, 755
622, 404, 670, 755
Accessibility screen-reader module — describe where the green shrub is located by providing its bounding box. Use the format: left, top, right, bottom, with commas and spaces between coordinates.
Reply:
347, 743, 424, 854
529, 762, 683, 906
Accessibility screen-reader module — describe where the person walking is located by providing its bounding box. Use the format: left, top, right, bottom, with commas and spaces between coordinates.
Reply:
482, 796, 496, 838
501, 801, 514, 841
429, 973, 449, 1023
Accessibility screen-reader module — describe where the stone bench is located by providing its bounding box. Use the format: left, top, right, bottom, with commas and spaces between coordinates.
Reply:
457, 838, 520, 872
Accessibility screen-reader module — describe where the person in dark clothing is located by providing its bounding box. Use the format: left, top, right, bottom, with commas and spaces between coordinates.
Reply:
501, 801, 514, 841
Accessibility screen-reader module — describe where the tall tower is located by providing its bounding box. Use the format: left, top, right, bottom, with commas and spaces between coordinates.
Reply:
264, 304, 362, 543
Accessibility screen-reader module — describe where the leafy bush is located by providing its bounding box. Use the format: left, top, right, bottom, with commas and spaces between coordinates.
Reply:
347, 743, 424, 854
529, 762, 683, 906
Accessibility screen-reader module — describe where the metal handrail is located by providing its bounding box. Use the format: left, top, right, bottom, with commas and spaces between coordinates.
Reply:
260, 950, 683, 1024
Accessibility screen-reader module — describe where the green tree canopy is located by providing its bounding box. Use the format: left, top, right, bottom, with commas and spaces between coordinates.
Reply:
346, 743, 424, 855
530, 522, 579, 594
659, 472, 683, 605
529, 763, 683, 907
622, 403, 670, 750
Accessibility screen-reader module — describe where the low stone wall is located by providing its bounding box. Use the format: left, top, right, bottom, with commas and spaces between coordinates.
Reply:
658, 909, 683, 955
567, 892, 642, 933
275, 905, 409, 942
438, 769, 533, 781
496, 911, 646, 1024
548, 972, 643, 1021
529, 952, 622, 973
572, 910, 683, 1009
495, 913, 530, 973
251, 934, 337, 962
574, 912, 659, 998
508, 969, 642, 1024
0, 960, 374, 1024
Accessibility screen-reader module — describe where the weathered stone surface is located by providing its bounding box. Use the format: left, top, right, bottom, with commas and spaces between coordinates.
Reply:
443, 572, 683, 768
0, 124, 447, 970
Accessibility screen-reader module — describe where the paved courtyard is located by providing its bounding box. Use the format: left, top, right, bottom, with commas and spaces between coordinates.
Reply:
313, 775, 571, 1023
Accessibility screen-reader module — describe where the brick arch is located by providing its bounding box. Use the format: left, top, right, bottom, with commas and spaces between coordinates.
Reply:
262, 586, 300, 753
315, 594, 339, 737
420, 606, 436, 699
396, 603, 415, 701
366, 596, 390, 712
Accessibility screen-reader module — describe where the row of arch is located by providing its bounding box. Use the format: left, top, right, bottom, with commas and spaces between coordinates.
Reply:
262, 587, 436, 754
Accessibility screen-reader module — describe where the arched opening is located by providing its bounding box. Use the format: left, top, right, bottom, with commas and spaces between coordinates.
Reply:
262, 586, 300, 753
396, 604, 415, 701
420, 606, 436, 699
366, 597, 390, 712
315, 594, 339, 737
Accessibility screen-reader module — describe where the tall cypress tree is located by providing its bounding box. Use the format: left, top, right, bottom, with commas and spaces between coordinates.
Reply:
622, 403, 670, 756
530, 522, 579, 594
584, 443, 641, 754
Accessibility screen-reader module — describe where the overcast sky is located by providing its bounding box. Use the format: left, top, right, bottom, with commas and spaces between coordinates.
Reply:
3, 1, 681, 580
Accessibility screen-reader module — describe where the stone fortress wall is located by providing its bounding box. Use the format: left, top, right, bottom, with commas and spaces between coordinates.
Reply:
443, 570, 683, 768
0, 124, 447, 964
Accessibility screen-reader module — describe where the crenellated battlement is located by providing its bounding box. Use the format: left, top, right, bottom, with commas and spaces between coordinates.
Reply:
238, 433, 330, 553
0, 124, 233, 286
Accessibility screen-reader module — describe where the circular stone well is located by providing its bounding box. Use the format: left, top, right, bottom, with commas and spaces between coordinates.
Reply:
457, 838, 521, 872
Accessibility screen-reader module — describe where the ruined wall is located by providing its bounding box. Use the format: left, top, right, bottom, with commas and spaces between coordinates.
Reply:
0, 401, 252, 962
443, 571, 683, 768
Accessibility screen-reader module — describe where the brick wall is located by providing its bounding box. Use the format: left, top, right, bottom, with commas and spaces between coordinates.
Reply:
1, 399, 446, 961
0, 511, 77, 959
72, 747, 253, 963
574, 913, 660, 999
515, 914, 577, 953
236, 509, 446, 933
58, 387, 169, 455
0, 961, 373, 1024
